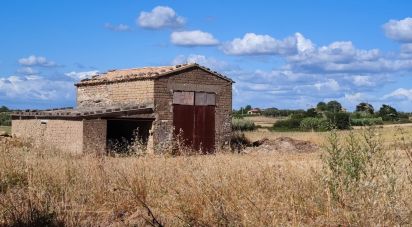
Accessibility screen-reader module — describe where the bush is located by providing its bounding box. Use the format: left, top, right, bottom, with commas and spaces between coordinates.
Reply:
350, 112, 375, 119
300, 117, 331, 131
326, 112, 351, 130
378, 104, 398, 121
351, 117, 384, 126
0, 112, 11, 126
272, 118, 302, 131
230, 131, 251, 152
232, 118, 256, 131
322, 127, 399, 214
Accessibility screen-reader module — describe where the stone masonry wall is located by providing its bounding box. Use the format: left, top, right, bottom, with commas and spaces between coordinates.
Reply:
11, 119, 84, 154
76, 80, 155, 108
83, 119, 107, 154
153, 68, 232, 151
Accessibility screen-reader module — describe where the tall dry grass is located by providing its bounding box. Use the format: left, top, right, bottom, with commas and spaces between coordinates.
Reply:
0, 127, 412, 226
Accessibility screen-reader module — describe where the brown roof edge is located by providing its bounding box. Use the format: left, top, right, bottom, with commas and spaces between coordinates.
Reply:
75, 63, 234, 87
11, 104, 154, 120
156, 64, 235, 83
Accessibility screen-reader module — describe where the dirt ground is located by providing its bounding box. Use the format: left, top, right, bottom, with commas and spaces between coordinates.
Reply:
244, 136, 319, 154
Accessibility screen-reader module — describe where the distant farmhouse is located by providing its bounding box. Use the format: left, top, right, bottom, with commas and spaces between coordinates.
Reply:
12, 64, 234, 154
247, 108, 261, 115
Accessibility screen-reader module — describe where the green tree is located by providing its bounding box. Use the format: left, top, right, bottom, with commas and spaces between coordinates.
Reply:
378, 104, 398, 121
316, 102, 327, 111
305, 108, 319, 118
0, 106, 9, 112
356, 102, 374, 114
244, 105, 252, 112
326, 100, 342, 113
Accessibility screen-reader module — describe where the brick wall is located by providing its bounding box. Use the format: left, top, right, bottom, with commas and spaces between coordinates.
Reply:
153, 68, 232, 151
12, 119, 84, 154
83, 119, 107, 154
76, 80, 155, 108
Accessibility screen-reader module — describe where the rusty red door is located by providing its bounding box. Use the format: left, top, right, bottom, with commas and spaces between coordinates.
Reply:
173, 91, 216, 153
173, 104, 195, 147
193, 105, 215, 153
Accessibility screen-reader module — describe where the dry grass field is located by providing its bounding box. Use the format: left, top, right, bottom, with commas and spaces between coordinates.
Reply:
243, 116, 282, 128
0, 126, 10, 135
0, 126, 412, 226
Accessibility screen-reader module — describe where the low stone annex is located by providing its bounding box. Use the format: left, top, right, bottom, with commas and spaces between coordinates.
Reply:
11, 63, 234, 154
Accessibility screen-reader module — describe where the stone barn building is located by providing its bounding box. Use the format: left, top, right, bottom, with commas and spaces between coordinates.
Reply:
11, 63, 233, 154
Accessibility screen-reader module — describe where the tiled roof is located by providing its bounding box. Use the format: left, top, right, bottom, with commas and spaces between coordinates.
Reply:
75, 63, 233, 86
11, 104, 154, 119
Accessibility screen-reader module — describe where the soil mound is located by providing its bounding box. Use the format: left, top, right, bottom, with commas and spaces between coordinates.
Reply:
245, 137, 318, 153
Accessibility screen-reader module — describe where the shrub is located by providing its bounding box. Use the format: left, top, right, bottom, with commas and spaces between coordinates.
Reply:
231, 118, 256, 131
326, 112, 351, 130
300, 117, 330, 131
351, 111, 375, 119
272, 118, 302, 131
321, 127, 400, 215
351, 117, 384, 126
0, 112, 11, 126
230, 131, 251, 152
378, 104, 398, 121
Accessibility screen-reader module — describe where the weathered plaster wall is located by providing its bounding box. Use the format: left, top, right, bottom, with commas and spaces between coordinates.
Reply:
11, 119, 84, 154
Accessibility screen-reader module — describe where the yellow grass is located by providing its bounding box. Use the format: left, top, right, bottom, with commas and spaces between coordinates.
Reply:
0, 126, 411, 226
0, 126, 10, 134
243, 116, 281, 128
245, 124, 412, 146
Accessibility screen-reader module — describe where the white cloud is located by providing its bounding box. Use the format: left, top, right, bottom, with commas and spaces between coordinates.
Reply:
17, 67, 38, 75
344, 92, 368, 103
313, 79, 340, 91
222, 33, 299, 55
401, 43, 412, 53
65, 71, 99, 81
287, 41, 382, 73
18, 55, 56, 67
383, 17, 412, 42
351, 75, 375, 87
384, 88, 412, 101
0, 75, 73, 101
104, 23, 131, 32
172, 54, 230, 71
137, 6, 185, 29
170, 30, 219, 46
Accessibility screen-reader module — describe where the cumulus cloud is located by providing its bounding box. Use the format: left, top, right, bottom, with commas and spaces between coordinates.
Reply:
401, 43, 412, 53
18, 55, 56, 67
221, 33, 301, 55
172, 54, 230, 70
221, 32, 412, 74
384, 88, 412, 101
137, 6, 185, 29
350, 75, 376, 87
0, 75, 73, 101
287, 40, 384, 73
344, 92, 368, 103
383, 17, 412, 42
315, 79, 340, 91
17, 67, 38, 75
65, 71, 99, 81
104, 23, 131, 32
170, 30, 219, 46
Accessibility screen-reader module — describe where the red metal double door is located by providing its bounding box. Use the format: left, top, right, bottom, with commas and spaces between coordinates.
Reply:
173, 91, 216, 153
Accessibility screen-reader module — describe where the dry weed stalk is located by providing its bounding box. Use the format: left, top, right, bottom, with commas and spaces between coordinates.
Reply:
0, 128, 411, 226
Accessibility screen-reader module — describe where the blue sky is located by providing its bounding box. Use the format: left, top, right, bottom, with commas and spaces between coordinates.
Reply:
2, 1, 412, 111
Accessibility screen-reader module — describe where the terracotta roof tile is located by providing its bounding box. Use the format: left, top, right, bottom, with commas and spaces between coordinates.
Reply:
75, 63, 233, 86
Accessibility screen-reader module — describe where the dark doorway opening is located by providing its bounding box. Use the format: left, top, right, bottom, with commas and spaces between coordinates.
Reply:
107, 119, 152, 153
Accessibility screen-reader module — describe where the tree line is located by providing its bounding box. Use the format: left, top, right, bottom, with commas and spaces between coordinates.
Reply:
234, 101, 411, 131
